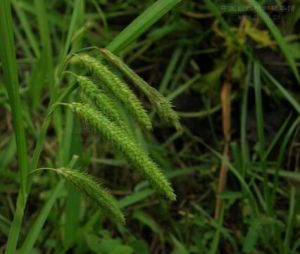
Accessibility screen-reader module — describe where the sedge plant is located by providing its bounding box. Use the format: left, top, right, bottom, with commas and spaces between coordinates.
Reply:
0, 0, 182, 252
14, 48, 180, 235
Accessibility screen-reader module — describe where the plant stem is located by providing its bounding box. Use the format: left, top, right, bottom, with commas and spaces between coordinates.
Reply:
0, 0, 29, 253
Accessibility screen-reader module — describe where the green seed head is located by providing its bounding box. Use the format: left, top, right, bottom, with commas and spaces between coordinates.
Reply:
68, 102, 176, 200
74, 54, 152, 130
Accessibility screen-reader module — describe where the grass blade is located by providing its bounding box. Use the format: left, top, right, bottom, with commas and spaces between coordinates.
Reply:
261, 67, 300, 113
107, 0, 181, 54
246, 0, 300, 83
254, 61, 270, 212
0, 0, 29, 253
19, 180, 65, 254
12, 0, 40, 57
34, 0, 56, 99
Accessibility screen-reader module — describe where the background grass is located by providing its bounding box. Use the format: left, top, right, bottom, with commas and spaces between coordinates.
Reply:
1, 0, 300, 253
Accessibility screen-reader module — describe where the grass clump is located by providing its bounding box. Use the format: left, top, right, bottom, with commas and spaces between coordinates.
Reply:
5, 0, 300, 253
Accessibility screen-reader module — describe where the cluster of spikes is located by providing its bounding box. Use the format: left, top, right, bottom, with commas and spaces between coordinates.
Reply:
49, 48, 181, 224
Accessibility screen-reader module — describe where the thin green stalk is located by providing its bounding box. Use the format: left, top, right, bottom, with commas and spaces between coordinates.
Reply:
262, 67, 300, 113
253, 61, 270, 213
19, 180, 65, 254
208, 207, 225, 254
284, 185, 296, 254
30, 83, 78, 172
0, 0, 29, 253
34, 0, 55, 96
240, 62, 251, 177
277, 116, 300, 252
12, 0, 40, 57
59, 0, 85, 249
159, 46, 182, 94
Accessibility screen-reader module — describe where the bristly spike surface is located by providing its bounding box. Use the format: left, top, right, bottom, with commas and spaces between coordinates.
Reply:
75, 54, 152, 130
75, 75, 124, 126
50, 167, 125, 224
98, 48, 182, 131
68, 102, 176, 200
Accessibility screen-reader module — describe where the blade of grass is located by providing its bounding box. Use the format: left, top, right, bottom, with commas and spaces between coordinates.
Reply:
0, 136, 16, 171
18, 180, 65, 254
195, 137, 258, 215
58, 1, 85, 248
80, 188, 155, 237
277, 116, 300, 252
57, 0, 85, 75
246, 0, 300, 83
240, 62, 251, 177
0, 1, 29, 253
59, 0, 84, 163
21, 0, 86, 250
20, 156, 79, 253
12, 0, 40, 57
208, 207, 225, 254
254, 61, 270, 213
263, 114, 292, 160
15, 84, 77, 254
14, 22, 33, 59
28, 51, 47, 108
107, 0, 181, 54
284, 187, 296, 254
170, 47, 192, 90
34, 0, 55, 97
261, 67, 300, 113
166, 74, 201, 100
30, 83, 77, 172
159, 46, 183, 95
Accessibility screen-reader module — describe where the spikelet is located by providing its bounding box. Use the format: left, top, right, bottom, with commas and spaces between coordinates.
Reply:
98, 48, 182, 131
80, 93, 135, 141
74, 54, 152, 130
68, 102, 176, 200
75, 75, 124, 126
50, 167, 125, 224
